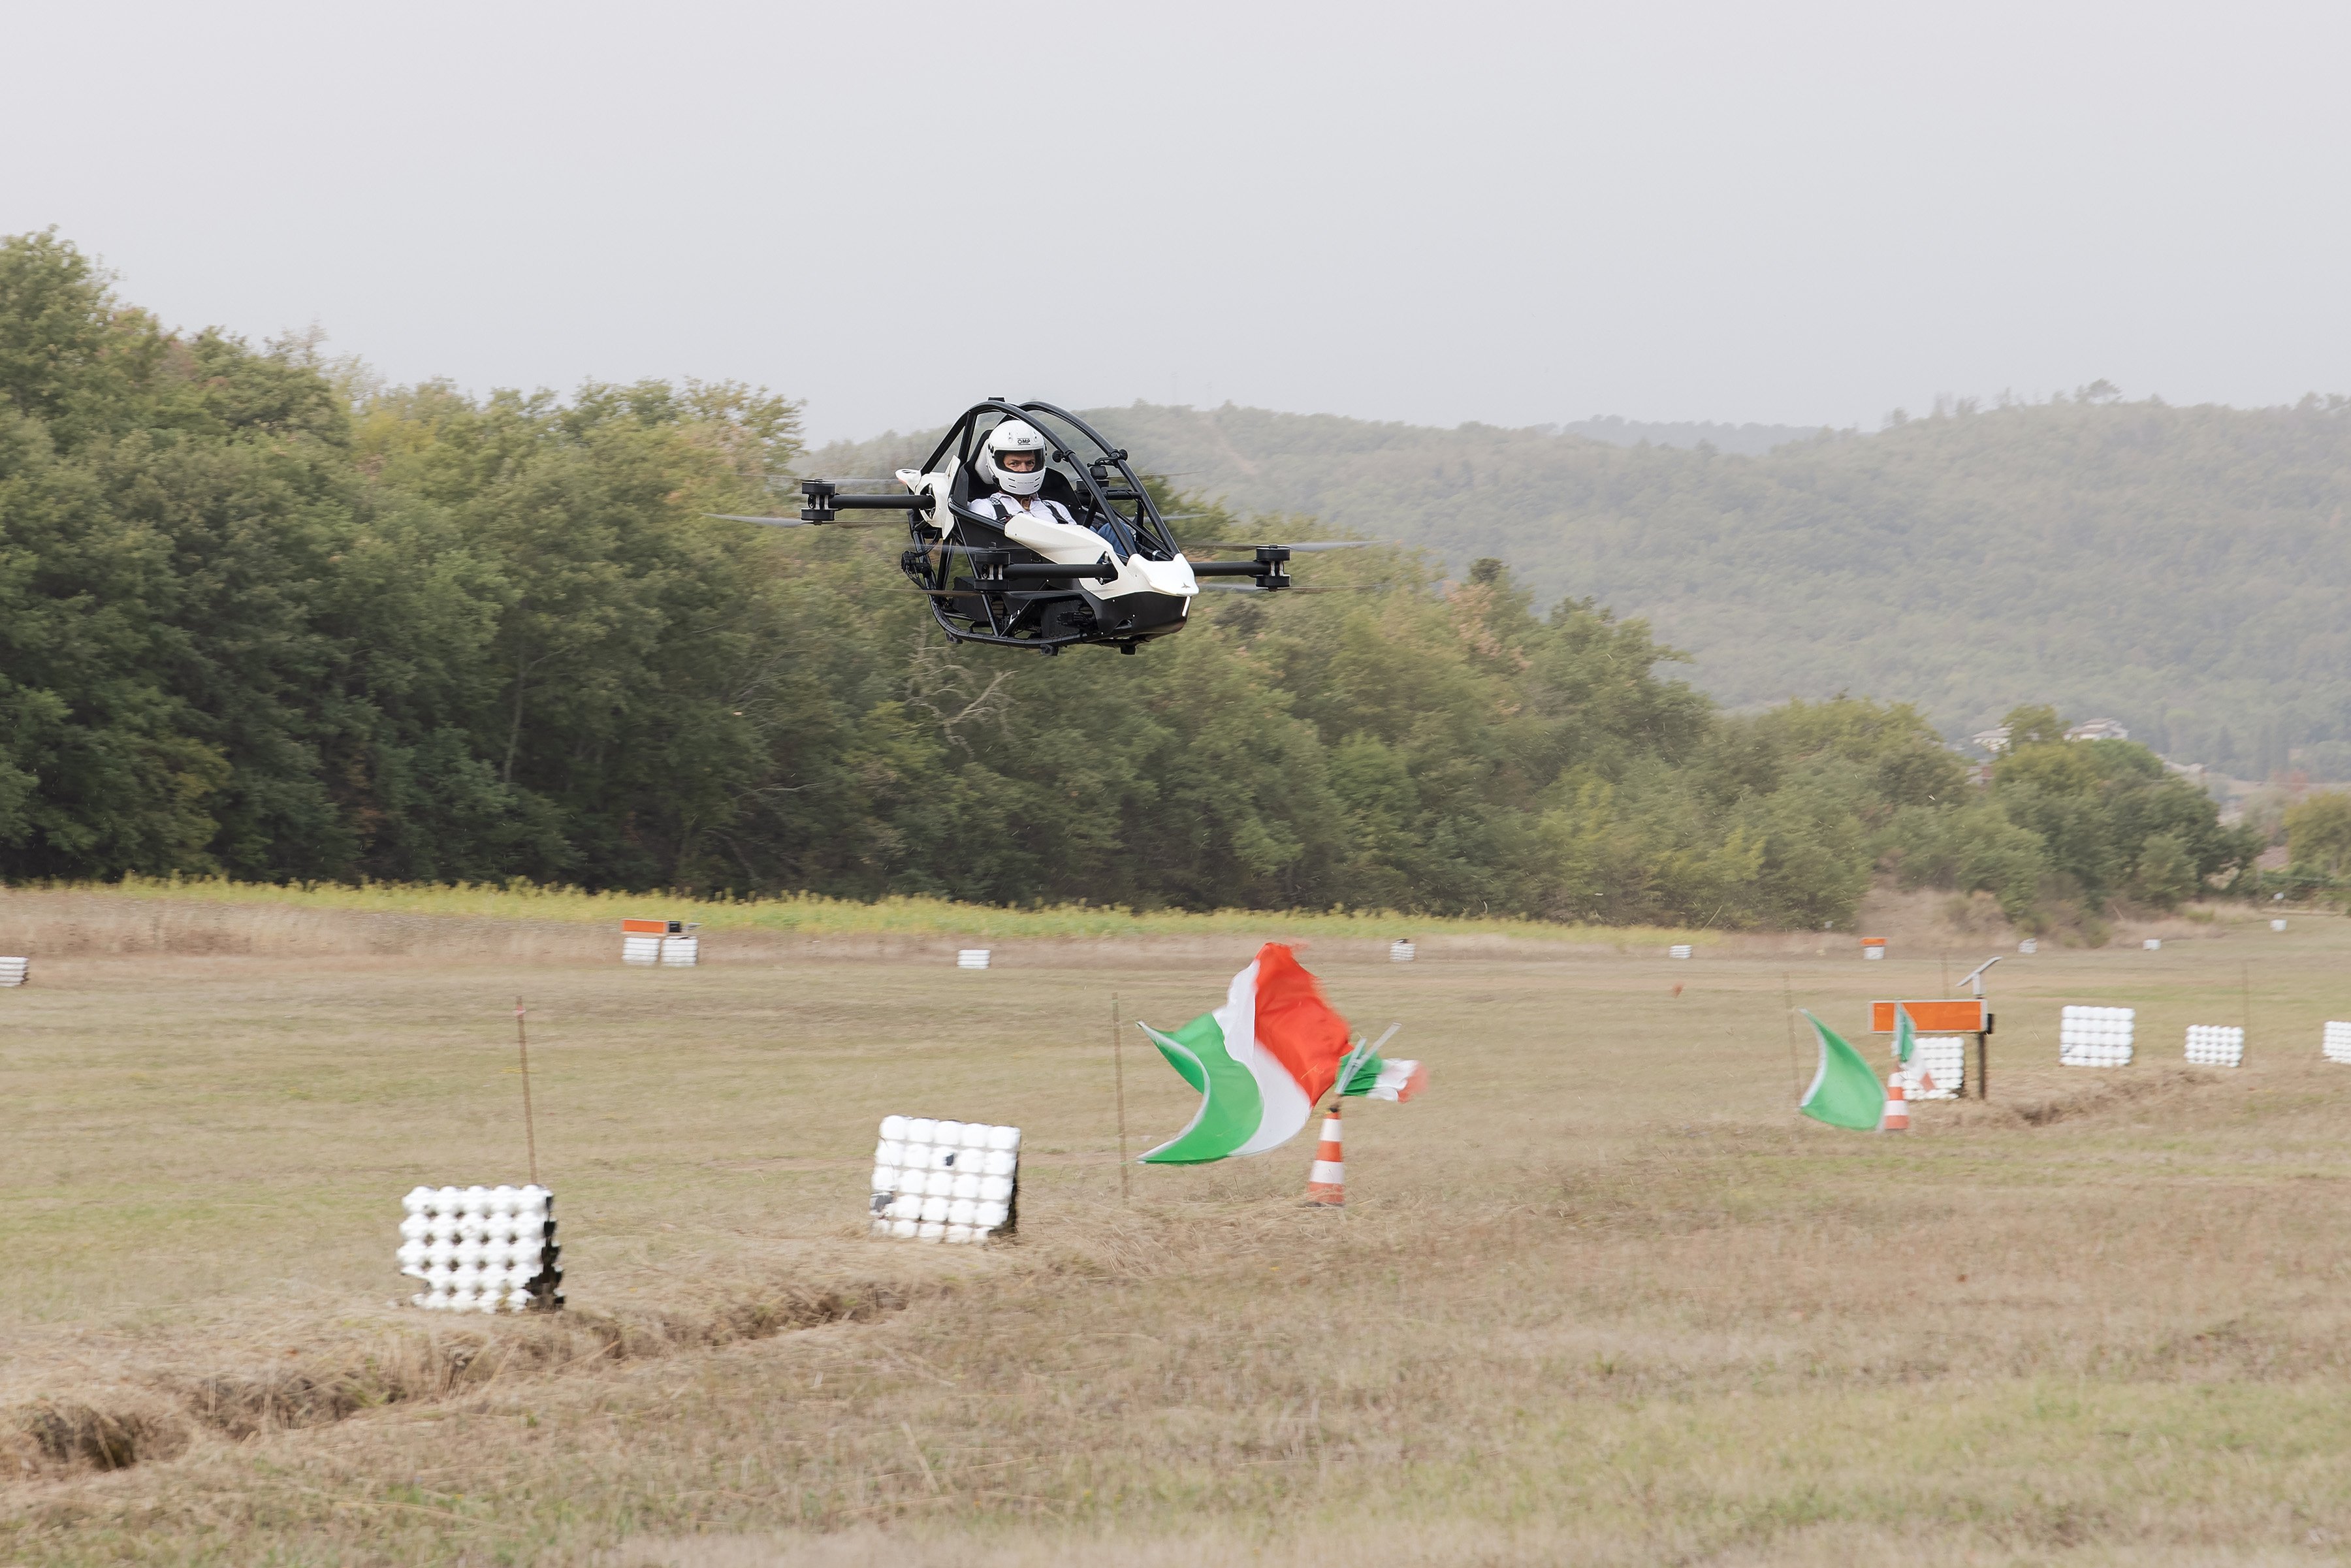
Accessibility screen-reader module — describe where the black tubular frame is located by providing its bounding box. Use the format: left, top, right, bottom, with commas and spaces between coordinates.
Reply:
799, 401, 1251, 652
908, 400, 1183, 650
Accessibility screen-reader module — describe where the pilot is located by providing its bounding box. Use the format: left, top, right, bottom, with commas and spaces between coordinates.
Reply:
976, 421, 1083, 528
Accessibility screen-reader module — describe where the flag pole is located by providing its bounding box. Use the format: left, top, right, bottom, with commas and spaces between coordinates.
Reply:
1112, 991, 1130, 1203
1782, 972, 1803, 1104
515, 997, 539, 1187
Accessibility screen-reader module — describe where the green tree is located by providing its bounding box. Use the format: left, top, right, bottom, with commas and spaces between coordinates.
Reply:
2286, 792, 2351, 878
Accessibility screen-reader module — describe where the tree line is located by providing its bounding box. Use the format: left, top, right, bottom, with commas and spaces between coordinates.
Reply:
0, 232, 2261, 931
985, 392, 2351, 782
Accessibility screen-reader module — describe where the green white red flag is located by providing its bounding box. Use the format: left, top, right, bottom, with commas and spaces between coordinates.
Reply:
1139, 944, 1424, 1164
1798, 1010, 1884, 1131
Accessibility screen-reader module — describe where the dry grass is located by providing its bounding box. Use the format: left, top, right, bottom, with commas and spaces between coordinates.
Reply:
1, 876, 1704, 949
2, 899, 2348, 1563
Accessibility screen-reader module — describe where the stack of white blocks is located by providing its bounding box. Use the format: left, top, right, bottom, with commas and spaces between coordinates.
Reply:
2322, 1021, 2351, 1064
398, 1185, 561, 1312
957, 950, 991, 970
2184, 1025, 2245, 1067
1902, 1036, 1967, 1100
1389, 941, 1416, 963
0, 957, 25, 987
2060, 1006, 2135, 1066
1668, 944, 1693, 960
622, 933, 664, 965
871, 1117, 1018, 1243
624, 934, 698, 965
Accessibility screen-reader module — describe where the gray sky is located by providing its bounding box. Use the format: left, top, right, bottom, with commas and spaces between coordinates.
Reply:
7, 0, 2347, 443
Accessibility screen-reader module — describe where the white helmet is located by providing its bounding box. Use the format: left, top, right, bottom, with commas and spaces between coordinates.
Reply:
979, 419, 1050, 497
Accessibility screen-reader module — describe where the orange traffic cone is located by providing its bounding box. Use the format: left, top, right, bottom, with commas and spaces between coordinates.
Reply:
1883, 1070, 1909, 1132
1305, 1104, 1345, 1206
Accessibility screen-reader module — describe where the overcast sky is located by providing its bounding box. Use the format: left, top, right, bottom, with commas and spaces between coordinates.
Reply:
7, 0, 2347, 443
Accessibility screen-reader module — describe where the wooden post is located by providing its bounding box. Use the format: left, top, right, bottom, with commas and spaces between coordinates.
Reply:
1782, 973, 1803, 1102
515, 997, 539, 1187
1112, 991, 1130, 1203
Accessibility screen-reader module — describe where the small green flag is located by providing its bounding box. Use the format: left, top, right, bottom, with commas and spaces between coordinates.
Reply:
1799, 1010, 1885, 1131
1895, 1002, 1917, 1066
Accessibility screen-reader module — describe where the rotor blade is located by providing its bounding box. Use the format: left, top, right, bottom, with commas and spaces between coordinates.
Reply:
705, 513, 903, 531
1201, 583, 1388, 596
1182, 539, 1391, 555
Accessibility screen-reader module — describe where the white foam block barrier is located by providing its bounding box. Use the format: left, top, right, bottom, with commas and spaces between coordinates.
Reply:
1668, 944, 1692, 959
870, 1116, 1019, 1243
957, 950, 991, 970
2184, 1025, 2245, 1067
2323, 1021, 2351, 1064
2060, 1005, 2135, 1067
1389, 940, 1416, 963
398, 1184, 562, 1312
1901, 1035, 1966, 1100
660, 936, 699, 967
622, 935, 663, 966
0, 957, 26, 987
2143, 938, 2162, 951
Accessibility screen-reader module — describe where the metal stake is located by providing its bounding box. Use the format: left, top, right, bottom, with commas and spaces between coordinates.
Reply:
1112, 991, 1130, 1202
515, 997, 539, 1187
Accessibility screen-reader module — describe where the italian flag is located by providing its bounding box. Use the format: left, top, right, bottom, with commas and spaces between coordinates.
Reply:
1140, 944, 1425, 1164
1894, 1002, 1936, 1093
1798, 1010, 1885, 1131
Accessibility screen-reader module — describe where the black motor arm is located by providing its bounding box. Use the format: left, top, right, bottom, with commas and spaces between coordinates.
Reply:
799, 478, 932, 524
1190, 545, 1292, 588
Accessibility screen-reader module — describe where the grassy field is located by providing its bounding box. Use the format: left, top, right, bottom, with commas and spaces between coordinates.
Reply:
15, 876, 1695, 945
4, 902, 2351, 1564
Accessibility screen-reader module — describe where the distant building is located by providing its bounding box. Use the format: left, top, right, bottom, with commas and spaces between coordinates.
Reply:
2065, 718, 2129, 742
1970, 727, 2011, 755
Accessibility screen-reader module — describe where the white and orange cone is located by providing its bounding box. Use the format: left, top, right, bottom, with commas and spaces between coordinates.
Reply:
1305, 1104, 1345, 1206
1883, 1071, 1909, 1132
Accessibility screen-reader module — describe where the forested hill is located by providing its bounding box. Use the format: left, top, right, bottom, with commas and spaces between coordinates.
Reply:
0, 231, 2271, 932
820, 398, 2351, 778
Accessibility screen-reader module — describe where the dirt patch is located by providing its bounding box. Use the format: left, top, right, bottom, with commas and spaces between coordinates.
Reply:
1985, 1068, 2220, 1128
6, 1398, 189, 1478
5, 1279, 927, 1474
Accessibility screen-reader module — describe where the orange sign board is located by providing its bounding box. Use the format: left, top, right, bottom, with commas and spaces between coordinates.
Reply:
1870, 999, 1988, 1034
622, 918, 671, 935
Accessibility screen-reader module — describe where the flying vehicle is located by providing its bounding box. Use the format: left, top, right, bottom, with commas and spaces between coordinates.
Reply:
708, 399, 1376, 655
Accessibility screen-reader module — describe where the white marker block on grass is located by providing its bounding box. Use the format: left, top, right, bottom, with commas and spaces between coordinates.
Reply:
870, 1116, 1019, 1243
2324, 1022, 2351, 1064
1900, 1035, 1966, 1100
2060, 1006, 2135, 1067
0, 957, 25, 987
957, 950, 991, 970
623, 918, 699, 966
1668, 944, 1693, 960
398, 1184, 562, 1312
2184, 1025, 2245, 1067
1389, 940, 1416, 963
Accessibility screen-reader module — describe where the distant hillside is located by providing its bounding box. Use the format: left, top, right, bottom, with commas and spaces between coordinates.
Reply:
814, 397, 2351, 778
1558, 415, 1823, 455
